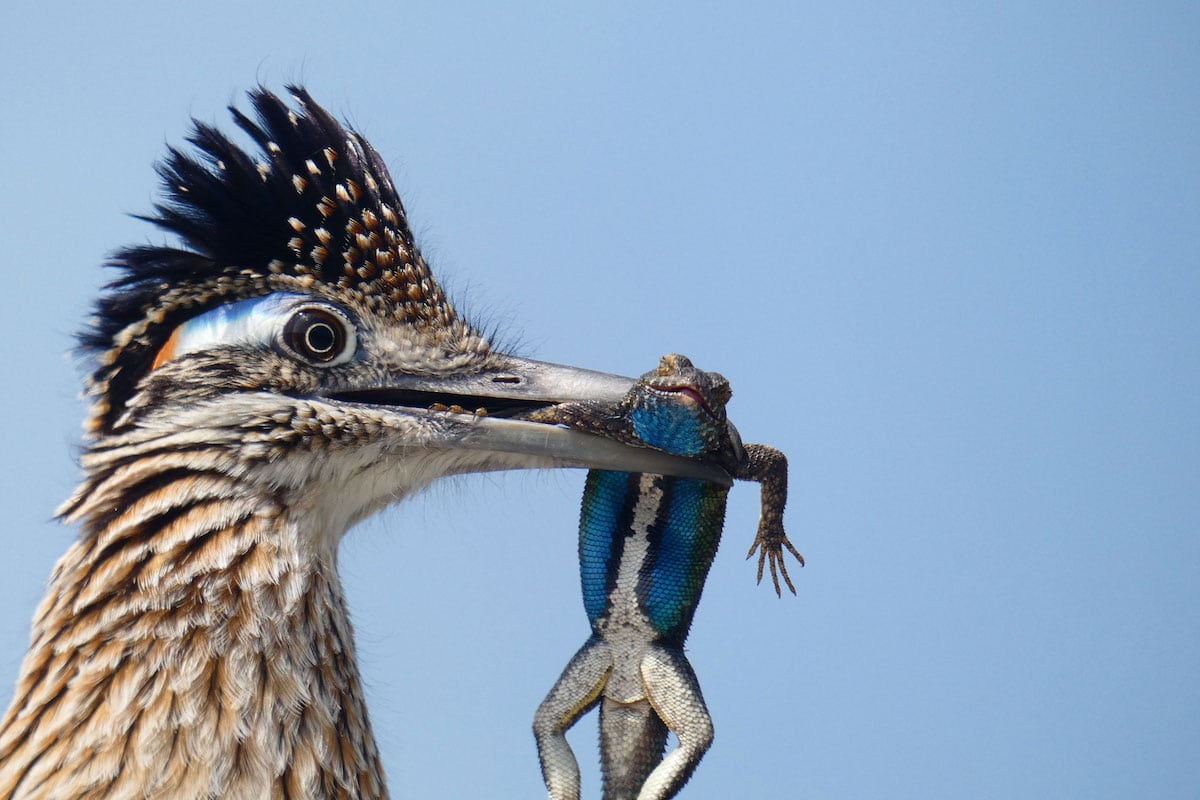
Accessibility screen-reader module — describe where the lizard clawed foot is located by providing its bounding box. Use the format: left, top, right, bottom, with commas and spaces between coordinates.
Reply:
746, 527, 804, 598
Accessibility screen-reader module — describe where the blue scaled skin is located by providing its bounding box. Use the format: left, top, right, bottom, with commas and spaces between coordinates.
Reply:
531, 355, 803, 800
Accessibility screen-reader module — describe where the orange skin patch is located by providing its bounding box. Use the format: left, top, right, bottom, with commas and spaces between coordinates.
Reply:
151, 326, 183, 370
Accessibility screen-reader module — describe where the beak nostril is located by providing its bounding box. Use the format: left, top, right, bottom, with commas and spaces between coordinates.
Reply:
493, 375, 521, 384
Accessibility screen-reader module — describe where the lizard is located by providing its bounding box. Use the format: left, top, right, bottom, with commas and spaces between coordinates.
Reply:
527, 353, 804, 800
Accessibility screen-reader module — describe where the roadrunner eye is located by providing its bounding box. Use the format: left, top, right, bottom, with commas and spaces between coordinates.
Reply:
283, 306, 354, 365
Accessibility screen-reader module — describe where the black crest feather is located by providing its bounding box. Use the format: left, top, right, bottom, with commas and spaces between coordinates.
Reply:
81, 86, 458, 435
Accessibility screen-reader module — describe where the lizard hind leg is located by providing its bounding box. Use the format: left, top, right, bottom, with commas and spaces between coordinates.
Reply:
534, 637, 614, 800
634, 645, 714, 800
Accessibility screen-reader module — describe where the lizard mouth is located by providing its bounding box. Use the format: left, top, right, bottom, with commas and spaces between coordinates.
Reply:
653, 383, 721, 421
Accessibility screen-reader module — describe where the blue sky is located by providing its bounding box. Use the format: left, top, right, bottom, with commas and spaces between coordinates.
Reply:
1, 3, 1196, 797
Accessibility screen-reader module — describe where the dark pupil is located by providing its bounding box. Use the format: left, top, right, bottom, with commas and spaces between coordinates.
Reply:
286, 309, 344, 363
305, 323, 336, 354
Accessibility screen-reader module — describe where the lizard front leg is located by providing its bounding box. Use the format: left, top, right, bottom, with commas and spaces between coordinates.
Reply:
738, 443, 805, 596
534, 636, 613, 800
634, 644, 714, 800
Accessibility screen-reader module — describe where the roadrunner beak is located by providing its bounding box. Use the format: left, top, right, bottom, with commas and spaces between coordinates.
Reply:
341, 356, 734, 486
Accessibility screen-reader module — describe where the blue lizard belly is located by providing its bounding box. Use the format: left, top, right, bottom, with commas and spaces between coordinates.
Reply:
644, 477, 727, 638
579, 470, 635, 625
579, 471, 729, 642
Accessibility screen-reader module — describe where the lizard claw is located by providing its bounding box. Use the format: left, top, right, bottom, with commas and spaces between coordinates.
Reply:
746, 527, 804, 598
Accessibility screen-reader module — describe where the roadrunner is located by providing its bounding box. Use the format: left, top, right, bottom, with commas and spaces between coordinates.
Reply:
0, 87, 730, 799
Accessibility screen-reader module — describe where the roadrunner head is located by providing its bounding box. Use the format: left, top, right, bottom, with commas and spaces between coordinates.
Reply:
83, 86, 484, 436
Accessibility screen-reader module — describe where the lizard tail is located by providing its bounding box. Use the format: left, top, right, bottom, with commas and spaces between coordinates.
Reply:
599, 697, 669, 800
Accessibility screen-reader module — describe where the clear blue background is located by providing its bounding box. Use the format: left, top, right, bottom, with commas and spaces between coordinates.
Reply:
1, 3, 1196, 797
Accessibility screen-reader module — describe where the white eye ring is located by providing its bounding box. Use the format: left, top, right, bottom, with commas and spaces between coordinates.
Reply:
151, 294, 359, 370
280, 304, 356, 366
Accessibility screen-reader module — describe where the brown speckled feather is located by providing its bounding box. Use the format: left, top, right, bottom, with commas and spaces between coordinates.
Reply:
0, 88, 474, 800
0, 402, 395, 799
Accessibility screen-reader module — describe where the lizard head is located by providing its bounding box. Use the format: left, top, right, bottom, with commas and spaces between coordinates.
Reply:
628, 354, 736, 460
